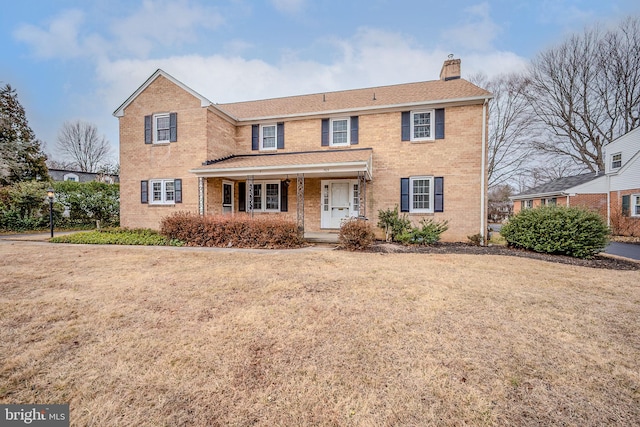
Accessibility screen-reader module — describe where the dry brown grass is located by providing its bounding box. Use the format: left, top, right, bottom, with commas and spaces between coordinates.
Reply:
1, 241, 639, 426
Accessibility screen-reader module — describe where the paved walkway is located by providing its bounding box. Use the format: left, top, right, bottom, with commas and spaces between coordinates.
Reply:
604, 242, 640, 261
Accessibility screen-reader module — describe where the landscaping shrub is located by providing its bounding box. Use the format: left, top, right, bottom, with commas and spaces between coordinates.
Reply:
377, 206, 411, 242
50, 228, 182, 246
160, 212, 304, 248
0, 181, 51, 231
338, 218, 375, 250
396, 218, 449, 245
500, 206, 609, 259
467, 233, 483, 246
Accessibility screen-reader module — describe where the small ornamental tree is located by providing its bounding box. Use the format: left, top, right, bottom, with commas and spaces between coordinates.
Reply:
500, 206, 609, 259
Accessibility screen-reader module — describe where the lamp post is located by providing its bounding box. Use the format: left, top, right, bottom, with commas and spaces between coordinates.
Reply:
47, 187, 55, 238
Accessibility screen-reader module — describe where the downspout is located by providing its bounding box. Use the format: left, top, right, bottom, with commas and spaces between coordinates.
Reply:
606, 174, 611, 227
480, 98, 488, 244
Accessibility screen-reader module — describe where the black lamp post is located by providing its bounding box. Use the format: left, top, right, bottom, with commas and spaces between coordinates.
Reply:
47, 187, 55, 238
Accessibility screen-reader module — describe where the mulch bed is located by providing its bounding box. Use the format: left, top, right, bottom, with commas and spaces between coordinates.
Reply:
366, 242, 640, 271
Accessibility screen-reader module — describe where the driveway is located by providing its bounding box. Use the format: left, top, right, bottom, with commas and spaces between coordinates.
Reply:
604, 242, 640, 261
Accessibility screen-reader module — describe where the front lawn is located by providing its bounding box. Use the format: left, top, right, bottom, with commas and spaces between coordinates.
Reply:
0, 243, 638, 426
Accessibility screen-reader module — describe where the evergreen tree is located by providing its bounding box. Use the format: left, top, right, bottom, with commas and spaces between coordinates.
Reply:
0, 84, 48, 185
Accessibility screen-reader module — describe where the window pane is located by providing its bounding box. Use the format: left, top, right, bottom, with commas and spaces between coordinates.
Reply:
223, 184, 232, 205
413, 112, 431, 139
332, 119, 348, 144
152, 182, 162, 201
165, 181, 175, 202
156, 116, 170, 142
353, 184, 359, 212
252, 184, 262, 210
266, 183, 279, 210
262, 125, 276, 149
412, 179, 430, 210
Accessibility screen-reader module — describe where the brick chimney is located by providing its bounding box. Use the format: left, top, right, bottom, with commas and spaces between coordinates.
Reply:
440, 57, 461, 81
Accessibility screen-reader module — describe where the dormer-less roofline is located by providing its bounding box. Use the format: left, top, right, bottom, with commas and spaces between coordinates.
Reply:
112, 69, 234, 119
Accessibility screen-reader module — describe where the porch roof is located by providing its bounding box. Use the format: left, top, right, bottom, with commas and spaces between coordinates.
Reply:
189, 148, 373, 180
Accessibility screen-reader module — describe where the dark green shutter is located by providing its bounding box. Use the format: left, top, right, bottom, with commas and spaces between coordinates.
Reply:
435, 108, 445, 140
252, 125, 259, 150
400, 178, 410, 212
277, 122, 284, 149
622, 195, 630, 217
321, 119, 330, 146
280, 181, 288, 212
401, 112, 410, 141
239, 182, 246, 211
144, 116, 152, 144
169, 113, 177, 142
174, 179, 182, 203
141, 180, 148, 203
350, 116, 359, 145
434, 177, 444, 212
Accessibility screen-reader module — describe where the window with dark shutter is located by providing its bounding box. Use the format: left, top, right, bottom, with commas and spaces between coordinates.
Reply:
321, 119, 330, 146
238, 182, 246, 211
401, 112, 410, 141
400, 178, 410, 212
169, 112, 177, 142
622, 195, 630, 217
144, 116, 152, 144
252, 125, 259, 151
280, 180, 288, 212
350, 116, 359, 145
174, 179, 182, 203
277, 122, 285, 149
141, 180, 148, 203
434, 177, 444, 212
435, 108, 445, 140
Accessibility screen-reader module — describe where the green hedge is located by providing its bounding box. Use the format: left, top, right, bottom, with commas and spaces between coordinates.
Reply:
50, 228, 182, 246
500, 206, 609, 259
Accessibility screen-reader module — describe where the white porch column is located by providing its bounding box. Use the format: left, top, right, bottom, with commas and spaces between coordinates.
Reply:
247, 175, 254, 217
198, 177, 204, 215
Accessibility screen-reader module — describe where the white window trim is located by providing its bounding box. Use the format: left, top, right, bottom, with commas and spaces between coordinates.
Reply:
63, 173, 79, 182
249, 180, 280, 212
154, 113, 171, 144
632, 194, 640, 217
149, 179, 176, 205
410, 110, 435, 142
611, 152, 622, 169
330, 117, 350, 146
409, 176, 434, 213
259, 124, 278, 151
222, 180, 234, 213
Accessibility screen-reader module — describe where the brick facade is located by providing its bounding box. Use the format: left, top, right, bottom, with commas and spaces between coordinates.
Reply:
117, 69, 490, 242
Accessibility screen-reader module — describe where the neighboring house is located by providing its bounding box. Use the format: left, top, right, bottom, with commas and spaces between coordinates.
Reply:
511, 127, 640, 236
49, 168, 119, 184
113, 58, 492, 242
488, 200, 513, 223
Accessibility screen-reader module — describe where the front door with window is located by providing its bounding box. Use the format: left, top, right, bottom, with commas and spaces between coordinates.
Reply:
321, 180, 359, 229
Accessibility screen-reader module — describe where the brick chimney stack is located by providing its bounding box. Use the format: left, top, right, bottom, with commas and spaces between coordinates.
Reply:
440, 57, 461, 81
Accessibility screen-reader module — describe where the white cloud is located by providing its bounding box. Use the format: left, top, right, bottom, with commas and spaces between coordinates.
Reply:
109, 0, 224, 57
442, 2, 501, 52
13, 9, 85, 59
270, 0, 306, 14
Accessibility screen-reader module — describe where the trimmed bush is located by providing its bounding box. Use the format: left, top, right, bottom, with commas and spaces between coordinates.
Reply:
377, 206, 411, 242
396, 218, 449, 245
50, 228, 182, 246
500, 206, 609, 259
160, 212, 304, 249
338, 218, 375, 250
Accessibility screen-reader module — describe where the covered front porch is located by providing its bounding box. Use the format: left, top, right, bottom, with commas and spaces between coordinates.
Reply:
189, 148, 373, 235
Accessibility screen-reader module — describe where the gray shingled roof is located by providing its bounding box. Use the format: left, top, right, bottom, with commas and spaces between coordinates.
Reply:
513, 172, 601, 198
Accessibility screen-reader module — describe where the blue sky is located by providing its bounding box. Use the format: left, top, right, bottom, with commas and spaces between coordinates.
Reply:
1, 0, 639, 166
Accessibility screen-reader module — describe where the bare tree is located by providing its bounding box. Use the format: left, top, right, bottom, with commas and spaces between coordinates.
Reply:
526, 17, 640, 173
56, 121, 111, 172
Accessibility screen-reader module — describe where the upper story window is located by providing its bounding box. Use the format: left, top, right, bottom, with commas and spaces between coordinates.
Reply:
145, 113, 177, 144
330, 118, 350, 146
411, 110, 434, 141
260, 124, 277, 150
611, 153, 622, 169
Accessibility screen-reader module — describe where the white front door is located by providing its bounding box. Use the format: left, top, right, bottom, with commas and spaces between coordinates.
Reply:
321, 180, 360, 229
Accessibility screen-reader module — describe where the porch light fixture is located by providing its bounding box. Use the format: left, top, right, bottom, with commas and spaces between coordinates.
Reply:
47, 187, 55, 238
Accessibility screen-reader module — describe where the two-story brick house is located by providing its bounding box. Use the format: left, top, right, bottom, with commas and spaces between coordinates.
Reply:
114, 58, 492, 242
